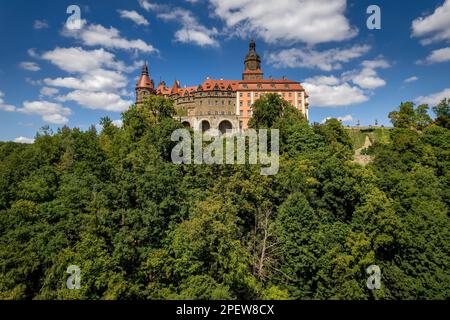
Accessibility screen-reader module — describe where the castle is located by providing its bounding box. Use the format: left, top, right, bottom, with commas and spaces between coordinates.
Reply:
135, 40, 309, 133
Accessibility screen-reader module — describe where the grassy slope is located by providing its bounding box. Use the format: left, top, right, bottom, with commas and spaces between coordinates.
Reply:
346, 127, 392, 149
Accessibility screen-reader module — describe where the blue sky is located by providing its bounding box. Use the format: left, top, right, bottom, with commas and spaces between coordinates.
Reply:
1, 0, 450, 143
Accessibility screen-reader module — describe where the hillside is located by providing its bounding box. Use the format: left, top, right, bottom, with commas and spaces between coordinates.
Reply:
346, 126, 392, 149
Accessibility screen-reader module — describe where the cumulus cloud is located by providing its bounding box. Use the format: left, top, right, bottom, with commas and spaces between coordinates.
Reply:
420, 47, 450, 64
63, 20, 157, 53
40, 47, 135, 112
158, 8, 219, 47
267, 45, 370, 71
41, 47, 134, 74
303, 76, 369, 107
405, 76, 419, 83
40, 87, 59, 97
44, 69, 128, 92
57, 90, 132, 112
20, 62, 40, 72
139, 0, 163, 11
0, 91, 17, 112
28, 48, 39, 58
322, 114, 354, 123
209, 0, 357, 45
342, 58, 389, 90
412, 0, 450, 45
112, 119, 123, 127
416, 88, 450, 106
118, 10, 150, 26
34, 20, 49, 29
14, 137, 35, 144
18, 101, 71, 124
337, 114, 354, 122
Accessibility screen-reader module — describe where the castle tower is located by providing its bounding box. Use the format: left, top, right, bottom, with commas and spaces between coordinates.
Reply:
135, 63, 155, 104
242, 39, 264, 81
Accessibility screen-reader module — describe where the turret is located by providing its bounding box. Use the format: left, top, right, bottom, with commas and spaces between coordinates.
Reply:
136, 63, 155, 104
243, 39, 264, 80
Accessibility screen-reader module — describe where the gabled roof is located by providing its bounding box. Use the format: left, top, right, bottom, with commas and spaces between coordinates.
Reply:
200, 79, 240, 91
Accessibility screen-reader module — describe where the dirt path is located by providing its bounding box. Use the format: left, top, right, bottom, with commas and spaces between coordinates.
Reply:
353, 135, 373, 165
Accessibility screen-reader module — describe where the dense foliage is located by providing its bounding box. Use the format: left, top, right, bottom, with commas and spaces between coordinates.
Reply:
0, 95, 449, 300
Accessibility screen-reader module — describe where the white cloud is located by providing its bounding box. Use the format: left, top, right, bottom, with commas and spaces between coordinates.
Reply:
40, 47, 137, 112
209, 0, 357, 45
44, 69, 128, 92
118, 10, 150, 26
416, 88, 450, 106
158, 8, 219, 47
57, 90, 132, 112
267, 45, 370, 71
303, 76, 369, 107
63, 20, 157, 53
27, 48, 39, 58
34, 20, 49, 29
0, 91, 17, 112
422, 47, 450, 64
18, 101, 71, 124
25, 78, 42, 86
40, 87, 59, 97
412, 0, 450, 45
14, 137, 35, 144
20, 62, 40, 72
342, 58, 390, 90
41, 47, 134, 74
322, 114, 354, 123
338, 114, 354, 122
139, 0, 163, 11
405, 76, 419, 83
112, 119, 123, 127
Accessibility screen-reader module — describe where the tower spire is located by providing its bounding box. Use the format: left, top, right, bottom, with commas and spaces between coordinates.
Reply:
243, 39, 263, 80
135, 62, 155, 104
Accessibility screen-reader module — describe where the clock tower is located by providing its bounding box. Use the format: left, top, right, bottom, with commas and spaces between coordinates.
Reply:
243, 39, 264, 81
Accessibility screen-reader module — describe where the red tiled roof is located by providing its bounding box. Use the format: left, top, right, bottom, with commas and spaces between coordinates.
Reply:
152, 77, 306, 97
200, 79, 240, 91
177, 86, 197, 96
171, 80, 179, 95
238, 79, 304, 91
136, 73, 154, 89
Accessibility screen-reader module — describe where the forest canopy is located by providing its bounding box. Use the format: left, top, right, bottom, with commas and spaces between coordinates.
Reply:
0, 94, 449, 300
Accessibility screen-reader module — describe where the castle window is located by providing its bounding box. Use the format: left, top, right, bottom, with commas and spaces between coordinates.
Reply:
289, 92, 292, 97
240, 101, 243, 107
239, 93, 243, 98
247, 93, 251, 98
